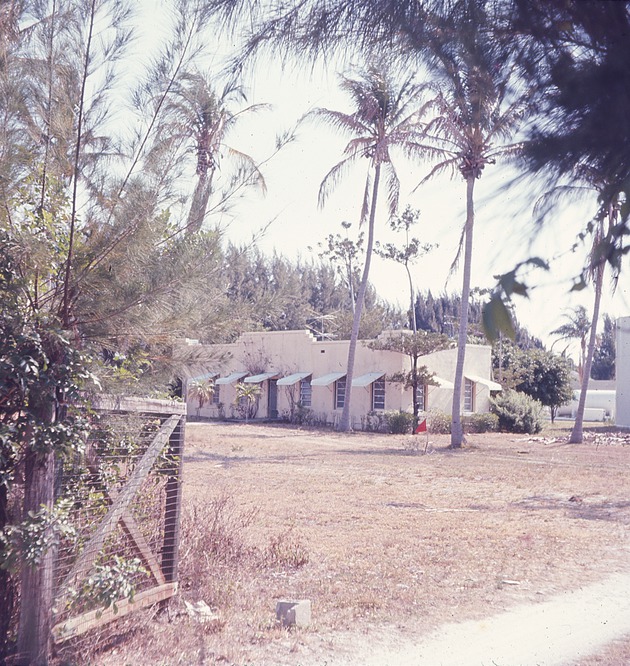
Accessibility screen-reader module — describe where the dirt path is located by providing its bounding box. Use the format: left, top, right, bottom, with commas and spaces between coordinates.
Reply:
333, 571, 630, 666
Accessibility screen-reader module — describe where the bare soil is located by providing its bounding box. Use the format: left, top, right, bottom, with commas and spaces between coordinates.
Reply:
93, 421, 630, 666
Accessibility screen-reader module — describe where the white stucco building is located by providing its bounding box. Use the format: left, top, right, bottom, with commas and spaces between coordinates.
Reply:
615, 316, 630, 427
186, 329, 500, 429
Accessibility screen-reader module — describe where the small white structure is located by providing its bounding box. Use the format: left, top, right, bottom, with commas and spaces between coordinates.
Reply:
616, 316, 630, 427
557, 388, 616, 422
186, 329, 500, 429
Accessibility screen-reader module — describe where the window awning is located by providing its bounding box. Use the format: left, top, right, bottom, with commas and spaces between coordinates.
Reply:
466, 374, 502, 391
311, 371, 346, 387
215, 371, 248, 385
243, 372, 278, 384
277, 372, 311, 386
190, 372, 218, 381
352, 372, 385, 387
430, 376, 454, 389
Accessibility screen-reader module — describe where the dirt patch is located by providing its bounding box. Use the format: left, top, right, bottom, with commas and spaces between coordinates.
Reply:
92, 422, 630, 665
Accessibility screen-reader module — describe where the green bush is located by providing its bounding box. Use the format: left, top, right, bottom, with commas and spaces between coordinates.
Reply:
465, 412, 499, 433
490, 389, 544, 434
384, 410, 415, 434
427, 410, 451, 434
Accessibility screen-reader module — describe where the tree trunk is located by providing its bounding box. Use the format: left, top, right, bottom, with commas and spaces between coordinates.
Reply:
339, 165, 381, 432
16, 448, 56, 666
569, 247, 606, 444
0, 477, 13, 663
450, 176, 476, 448
406, 263, 416, 333
186, 172, 213, 235
411, 353, 419, 422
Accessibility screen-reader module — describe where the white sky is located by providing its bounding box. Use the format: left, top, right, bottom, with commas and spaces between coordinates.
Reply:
135, 2, 630, 354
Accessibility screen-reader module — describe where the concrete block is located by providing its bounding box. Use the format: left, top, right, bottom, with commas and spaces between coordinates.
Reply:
276, 599, 311, 627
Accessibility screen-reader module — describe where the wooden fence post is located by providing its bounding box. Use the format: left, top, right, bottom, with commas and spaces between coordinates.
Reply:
16, 449, 56, 665
161, 415, 185, 585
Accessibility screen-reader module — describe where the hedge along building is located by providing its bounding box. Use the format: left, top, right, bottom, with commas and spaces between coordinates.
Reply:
186, 330, 501, 429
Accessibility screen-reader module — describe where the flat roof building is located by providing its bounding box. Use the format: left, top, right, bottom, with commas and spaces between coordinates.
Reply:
186, 329, 500, 430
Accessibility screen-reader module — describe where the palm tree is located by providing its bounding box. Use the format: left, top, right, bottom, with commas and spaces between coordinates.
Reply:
165, 72, 268, 234
534, 164, 621, 442
551, 306, 591, 383
569, 198, 620, 443
234, 382, 262, 422
188, 377, 216, 418
416, 0, 530, 447
306, 66, 430, 431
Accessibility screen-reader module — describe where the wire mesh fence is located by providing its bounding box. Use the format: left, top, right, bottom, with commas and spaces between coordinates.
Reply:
4, 396, 186, 664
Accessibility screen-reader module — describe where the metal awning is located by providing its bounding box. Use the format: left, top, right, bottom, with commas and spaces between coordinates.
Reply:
430, 376, 454, 389
190, 372, 218, 381
277, 372, 311, 386
215, 371, 248, 385
243, 372, 278, 384
311, 371, 346, 387
466, 374, 502, 391
352, 372, 385, 387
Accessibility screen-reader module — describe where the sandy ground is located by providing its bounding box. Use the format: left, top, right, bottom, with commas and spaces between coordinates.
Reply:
334, 571, 630, 665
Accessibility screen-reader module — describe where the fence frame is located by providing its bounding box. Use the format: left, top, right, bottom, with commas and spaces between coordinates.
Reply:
48, 396, 187, 646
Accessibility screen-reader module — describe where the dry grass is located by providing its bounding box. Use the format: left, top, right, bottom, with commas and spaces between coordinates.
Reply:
91, 421, 630, 666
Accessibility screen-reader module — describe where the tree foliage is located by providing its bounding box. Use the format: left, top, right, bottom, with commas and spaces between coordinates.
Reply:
493, 341, 573, 423
550, 306, 590, 382
375, 206, 433, 332
220, 243, 404, 340
0, 1, 272, 658
315, 221, 364, 315
591, 314, 615, 381
368, 330, 452, 421
490, 389, 544, 434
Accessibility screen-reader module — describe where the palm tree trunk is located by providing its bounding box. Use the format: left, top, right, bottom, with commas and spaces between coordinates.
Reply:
406, 262, 416, 333
569, 248, 606, 444
451, 175, 475, 448
186, 171, 213, 235
339, 165, 381, 432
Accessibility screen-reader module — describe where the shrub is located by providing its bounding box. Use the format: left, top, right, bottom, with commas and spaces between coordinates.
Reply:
291, 404, 315, 426
262, 527, 309, 569
364, 410, 387, 432
385, 410, 415, 434
465, 412, 499, 433
427, 410, 451, 434
490, 389, 544, 434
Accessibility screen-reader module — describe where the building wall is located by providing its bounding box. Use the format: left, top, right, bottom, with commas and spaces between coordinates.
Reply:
557, 389, 616, 421
187, 329, 497, 428
616, 317, 630, 427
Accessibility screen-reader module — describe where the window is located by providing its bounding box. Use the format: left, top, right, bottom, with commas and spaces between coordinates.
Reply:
335, 377, 346, 409
211, 386, 220, 405
299, 377, 312, 407
416, 383, 427, 412
372, 377, 385, 410
464, 378, 475, 412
